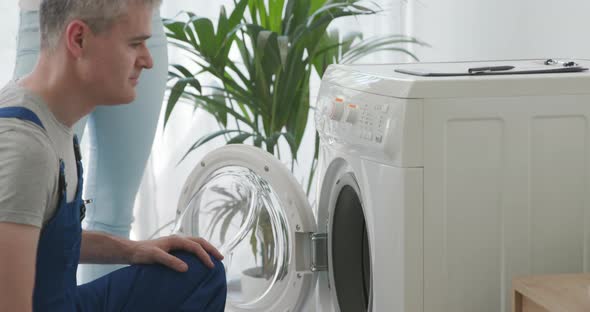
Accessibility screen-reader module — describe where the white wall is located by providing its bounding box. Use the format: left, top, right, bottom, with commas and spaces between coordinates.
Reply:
407, 0, 590, 62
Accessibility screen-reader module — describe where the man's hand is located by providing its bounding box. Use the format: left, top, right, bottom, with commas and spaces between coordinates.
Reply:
129, 235, 224, 272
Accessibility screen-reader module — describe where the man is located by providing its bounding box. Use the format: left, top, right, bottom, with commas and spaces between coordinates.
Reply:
0, 0, 227, 311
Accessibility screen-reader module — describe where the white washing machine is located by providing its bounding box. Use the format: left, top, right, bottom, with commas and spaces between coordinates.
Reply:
174, 59, 590, 312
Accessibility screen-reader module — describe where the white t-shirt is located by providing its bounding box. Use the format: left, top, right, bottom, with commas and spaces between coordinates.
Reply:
19, 0, 40, 11
0, 81, 78, 227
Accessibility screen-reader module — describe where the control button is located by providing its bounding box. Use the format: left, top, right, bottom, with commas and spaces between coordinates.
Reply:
346, 106, 360, 124
382, 104, 389, 113
375, 135, 383, 143
330, 101, 345, 121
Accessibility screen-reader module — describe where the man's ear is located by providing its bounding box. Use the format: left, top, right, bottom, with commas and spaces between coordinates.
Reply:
64, 20, 90, 58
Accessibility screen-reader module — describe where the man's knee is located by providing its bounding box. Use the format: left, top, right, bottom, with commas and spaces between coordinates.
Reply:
171, 250, 227, 289
168, 251, 227, 310
209, 257, 227, 289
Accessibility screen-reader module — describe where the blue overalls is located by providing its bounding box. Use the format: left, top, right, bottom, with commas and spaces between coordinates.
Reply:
0, 107, 227, 311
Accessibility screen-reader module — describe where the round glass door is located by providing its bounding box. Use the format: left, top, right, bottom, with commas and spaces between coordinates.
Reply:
174, 165, 291, 308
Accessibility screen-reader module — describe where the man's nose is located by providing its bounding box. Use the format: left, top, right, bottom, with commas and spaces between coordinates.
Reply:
139, 45, 154, 69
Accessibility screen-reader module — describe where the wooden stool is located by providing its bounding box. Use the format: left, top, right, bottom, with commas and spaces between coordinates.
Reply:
513, 274, 590, 312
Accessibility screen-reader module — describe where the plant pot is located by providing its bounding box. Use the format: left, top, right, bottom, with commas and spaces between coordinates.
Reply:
241, 266, 269, 301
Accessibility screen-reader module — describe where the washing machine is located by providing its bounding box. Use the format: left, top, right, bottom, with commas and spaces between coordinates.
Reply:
174, 59, 590, 312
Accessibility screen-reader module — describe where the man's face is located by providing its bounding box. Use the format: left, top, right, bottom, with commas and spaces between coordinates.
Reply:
81, 3, 154, 105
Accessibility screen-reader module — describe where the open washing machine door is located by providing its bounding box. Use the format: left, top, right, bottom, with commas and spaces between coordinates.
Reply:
174, 145, 321, 312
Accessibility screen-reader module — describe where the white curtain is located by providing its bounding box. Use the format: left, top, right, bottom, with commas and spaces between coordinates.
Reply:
132, 0, 237, 240
131, 0, 409, 240
0, 3, 19, 86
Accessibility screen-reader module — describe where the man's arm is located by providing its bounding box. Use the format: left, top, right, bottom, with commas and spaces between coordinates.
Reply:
80, 230, 134, 264
80, 231, 224, 272
0, 222, 40, 312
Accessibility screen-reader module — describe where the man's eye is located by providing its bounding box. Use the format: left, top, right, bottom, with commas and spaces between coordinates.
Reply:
130, 42, 142, 47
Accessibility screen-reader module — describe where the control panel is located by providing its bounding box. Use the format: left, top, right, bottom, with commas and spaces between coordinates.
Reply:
314, 81, 423, 167
315, 88, 393, 148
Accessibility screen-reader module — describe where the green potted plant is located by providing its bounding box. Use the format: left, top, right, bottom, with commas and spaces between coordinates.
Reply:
164, 0, 425, 293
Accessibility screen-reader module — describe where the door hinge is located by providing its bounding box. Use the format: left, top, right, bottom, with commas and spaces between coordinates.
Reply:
311, 233, 328, 271
295, 232, 328, 272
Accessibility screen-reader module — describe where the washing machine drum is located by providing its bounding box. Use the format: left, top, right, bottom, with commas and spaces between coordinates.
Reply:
174, 145, 372, 312
330, 182, 372, 311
